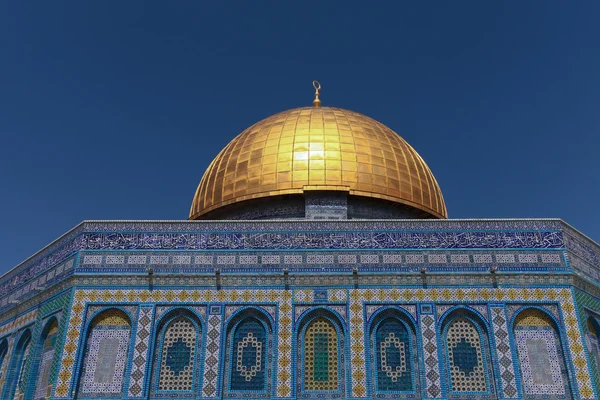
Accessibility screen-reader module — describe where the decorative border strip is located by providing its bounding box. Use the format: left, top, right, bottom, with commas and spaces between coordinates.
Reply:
81, 231, 564, 252
490, 306, 518, 398
78, 250, 566, 271
420, 307, 441, 398
202, 313, 222, 397
127, 306, 154, 397
0, 309, 37, 336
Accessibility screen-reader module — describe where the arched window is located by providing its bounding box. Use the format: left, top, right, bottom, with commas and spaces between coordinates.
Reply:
514, 309, 572, 399
6, 329, 32, 400
304, 317, 338, 391
151, 312, 201, 396
33, 319, 59, 400
371, 312, 417, 396
77, 309, 131, 398
442, 311, 496, 398
586, 317, 600, 382
0, 339, 9, 390
223, 310, 272, 397
297, 310, 345, 397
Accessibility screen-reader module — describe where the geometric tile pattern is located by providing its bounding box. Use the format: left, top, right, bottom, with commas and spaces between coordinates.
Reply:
202, 314, 222, 397
446, 318, 486, 393
303, 317, 338, 391
515, 330, 565, 395
296, 311, 346, 399
52, 287, 596, 400
551, 289, 595, 399
585, 318, 600, 384
296, 289, 347, 303
13, 336, 32, 399
470, 305, 489, 322
74, 249, 571, 276
79, 326, 130, 396
365, 305, 417, 323
0, 338, 10, 399
276, 292, 293, 398
349, 290, 367, 397
40, 295, 70, 400
157, 317, 197, 392
34, 321, 58, 400
128, 306, 153, 397
436, 305, 455, 321
490, 307, 518, 398
34, 346, 55, 400
420, 312, 442, 398
375, 318, 412, 392
231, 318, 266, 391
574, 290, 600, 394
0, 309, 37, 336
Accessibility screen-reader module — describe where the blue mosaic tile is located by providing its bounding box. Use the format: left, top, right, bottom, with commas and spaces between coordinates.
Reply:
231, 318, 266, 391
376, 318, 412, 392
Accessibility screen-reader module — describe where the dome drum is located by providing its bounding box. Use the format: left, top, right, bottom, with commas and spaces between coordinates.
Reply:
194, 190, 440, 220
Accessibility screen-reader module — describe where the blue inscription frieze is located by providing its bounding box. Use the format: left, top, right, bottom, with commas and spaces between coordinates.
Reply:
81, 231, 564, 251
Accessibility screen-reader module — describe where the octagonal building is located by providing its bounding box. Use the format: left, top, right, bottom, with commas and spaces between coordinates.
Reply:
0, 87, 599, 400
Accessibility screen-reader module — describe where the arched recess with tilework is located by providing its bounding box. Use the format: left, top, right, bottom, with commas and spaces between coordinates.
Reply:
368, 308, 419, 398
0, 338, 8, 391
75, 309, 132, 399
440, 308, 497, 399
512, 308, 573, 400
296, 308, 347, 398
585, 316, 600, 384
222, 307, 273, 398
5, 328, 32, 400
149, 309, 203, 398
28, 317, 59, 400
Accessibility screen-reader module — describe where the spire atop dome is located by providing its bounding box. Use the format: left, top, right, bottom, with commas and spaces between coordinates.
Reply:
312, 80, 322, 107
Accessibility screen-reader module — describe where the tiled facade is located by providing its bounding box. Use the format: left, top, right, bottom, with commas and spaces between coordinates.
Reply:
0, 219, 599, 400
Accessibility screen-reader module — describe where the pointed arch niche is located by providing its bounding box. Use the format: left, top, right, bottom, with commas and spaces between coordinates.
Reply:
296, 308, 346, 398
513, 308, 573, 399
149, 309, 202, 398
585, 315, 600, 384
440, 308, 497, 399
0, 338, 9, 393
222, 308, 273, 398
7, 329, 32, 400
76, 309, 132, 398
368, 308, 419, 398
32, 318, 59, 400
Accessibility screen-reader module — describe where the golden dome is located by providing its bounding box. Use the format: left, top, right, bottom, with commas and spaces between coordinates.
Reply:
190, 106, 447, 219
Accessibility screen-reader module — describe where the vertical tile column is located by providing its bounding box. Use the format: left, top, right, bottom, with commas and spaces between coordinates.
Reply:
349, 289, 367, 397
276, 291, 293, 398
0, 336, 14, 398
419, 304, 441, 398
202, 306, 222, 397
490, 306, 518, 398
127, 306, 154, 397
54, 291, 86, 398
558, 289, 595, 399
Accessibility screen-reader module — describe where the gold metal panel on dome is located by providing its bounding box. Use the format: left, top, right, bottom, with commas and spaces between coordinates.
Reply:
189, 106, 447, 219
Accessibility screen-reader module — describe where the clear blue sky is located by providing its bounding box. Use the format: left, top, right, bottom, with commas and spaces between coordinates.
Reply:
1, 2, 599, 273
